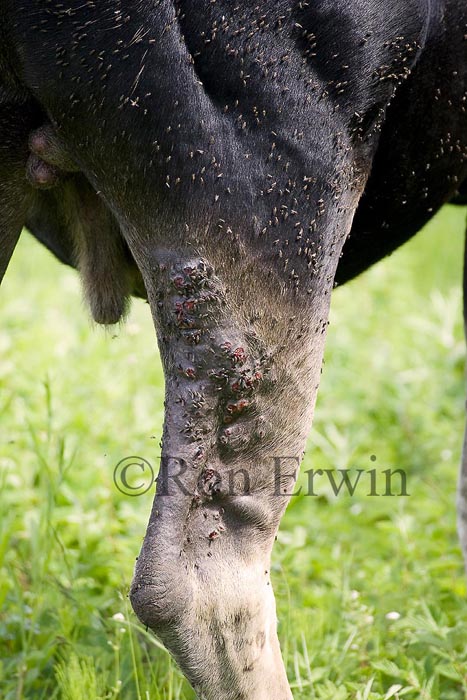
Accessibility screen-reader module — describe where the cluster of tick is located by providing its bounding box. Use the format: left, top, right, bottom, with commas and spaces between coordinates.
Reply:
163, 260, 273, 456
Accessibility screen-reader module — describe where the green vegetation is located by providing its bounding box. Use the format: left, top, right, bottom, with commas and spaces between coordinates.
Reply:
1, 206, 467, 699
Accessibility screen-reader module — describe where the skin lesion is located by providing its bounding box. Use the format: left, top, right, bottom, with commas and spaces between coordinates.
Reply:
156, 257, 275, 446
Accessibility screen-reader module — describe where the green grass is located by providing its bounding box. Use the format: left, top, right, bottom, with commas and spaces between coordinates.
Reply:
1, 205, 467, 699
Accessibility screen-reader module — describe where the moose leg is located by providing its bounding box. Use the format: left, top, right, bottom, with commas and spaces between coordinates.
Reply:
0, 104, 38, 286
128, 243, 333, 700
458, 217, 467, 570
0, 196, 23, 286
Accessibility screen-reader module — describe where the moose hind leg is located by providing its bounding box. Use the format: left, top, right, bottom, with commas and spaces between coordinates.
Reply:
127, 243, 334, 700
0, 102, 40, 286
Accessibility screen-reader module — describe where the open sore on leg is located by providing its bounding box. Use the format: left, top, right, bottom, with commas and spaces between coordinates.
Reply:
129, 251, 329, 700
